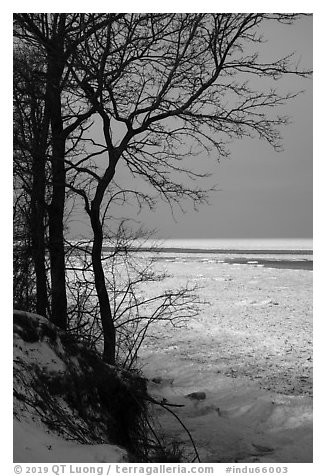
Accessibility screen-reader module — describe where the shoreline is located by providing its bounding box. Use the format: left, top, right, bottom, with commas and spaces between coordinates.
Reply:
99, 246, 313, 270
153, 255, 313, 271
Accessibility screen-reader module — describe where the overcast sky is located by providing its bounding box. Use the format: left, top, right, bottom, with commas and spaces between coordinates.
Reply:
155, 16, 312, 239
69, 15, 312, 241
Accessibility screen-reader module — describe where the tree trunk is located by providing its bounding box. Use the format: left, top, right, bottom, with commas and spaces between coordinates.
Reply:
48, 140, 67, 329
90, 203, 116, 364
30, 92, 50, 318
31, 150, 48, 317
47, 51, 67, 330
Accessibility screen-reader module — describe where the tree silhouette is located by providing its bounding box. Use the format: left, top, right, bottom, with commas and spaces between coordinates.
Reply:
68, 13, 311, 363
13, 13, 311, 364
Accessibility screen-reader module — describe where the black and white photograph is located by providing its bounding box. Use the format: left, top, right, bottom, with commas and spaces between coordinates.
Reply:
12, 6, 314, 469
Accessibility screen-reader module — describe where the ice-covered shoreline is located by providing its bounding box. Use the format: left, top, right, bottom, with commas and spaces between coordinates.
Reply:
139, 255, 313, 462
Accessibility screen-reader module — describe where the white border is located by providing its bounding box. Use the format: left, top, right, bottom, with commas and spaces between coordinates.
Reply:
4, 6, 323, 475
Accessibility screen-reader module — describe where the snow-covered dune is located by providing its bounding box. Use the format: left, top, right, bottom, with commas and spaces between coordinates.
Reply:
13, 311, 146, 463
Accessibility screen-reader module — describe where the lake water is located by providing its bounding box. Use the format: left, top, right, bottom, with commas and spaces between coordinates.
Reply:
129, 238, 313, 270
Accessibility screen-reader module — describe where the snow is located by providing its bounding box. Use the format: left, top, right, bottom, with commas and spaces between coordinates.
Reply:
14, 419, 127, 463
13, 311, 130, 464
143, 358, 312, 463
138, 256, 313, 463
13, 253, 313, 463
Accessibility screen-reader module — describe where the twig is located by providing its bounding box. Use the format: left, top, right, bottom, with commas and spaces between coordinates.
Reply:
146, 396, 201, 462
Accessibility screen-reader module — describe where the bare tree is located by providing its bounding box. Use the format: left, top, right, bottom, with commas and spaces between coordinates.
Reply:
64, 224, 201, 369
13, 47, 51, 315
13, 187, 35, 311
13, 14, 120, 328
66, 13, 311, 364
13, 13, 311, 365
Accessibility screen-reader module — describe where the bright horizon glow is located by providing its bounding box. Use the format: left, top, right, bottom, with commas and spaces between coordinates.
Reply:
155, 238, 313, 250
100, 237, 313, 251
